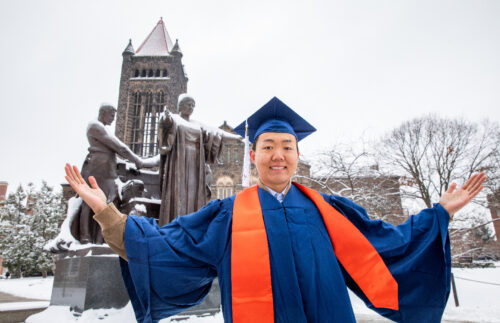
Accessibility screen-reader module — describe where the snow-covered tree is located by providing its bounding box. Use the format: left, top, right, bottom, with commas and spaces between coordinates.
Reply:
0, 184, 30, 277
30, 181, 66, 276
0, 182, 66, 277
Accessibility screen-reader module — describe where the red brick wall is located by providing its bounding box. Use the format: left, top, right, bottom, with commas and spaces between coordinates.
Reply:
0, 181, 7, 202
487, 190, 500, 240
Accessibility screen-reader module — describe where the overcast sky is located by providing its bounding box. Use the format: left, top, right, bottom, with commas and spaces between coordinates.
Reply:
1, 0, 499, 193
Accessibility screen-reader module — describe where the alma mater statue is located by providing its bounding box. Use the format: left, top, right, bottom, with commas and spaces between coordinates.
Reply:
158, 94, 239, 225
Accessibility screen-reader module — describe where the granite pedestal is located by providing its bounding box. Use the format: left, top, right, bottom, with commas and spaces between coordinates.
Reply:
50, 245, 221, 316
50, 246, 128, 313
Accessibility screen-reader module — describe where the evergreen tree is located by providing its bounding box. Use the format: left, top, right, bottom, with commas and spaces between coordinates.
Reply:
0, 182, 66, 277
0, 184, 29, 277
31, 181, 66, 276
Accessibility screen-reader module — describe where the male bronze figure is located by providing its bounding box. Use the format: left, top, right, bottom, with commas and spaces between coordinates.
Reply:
77, 104, 144, 243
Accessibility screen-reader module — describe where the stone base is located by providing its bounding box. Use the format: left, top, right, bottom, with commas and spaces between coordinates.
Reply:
50, 245, 221, 317
50, 246, 129, 313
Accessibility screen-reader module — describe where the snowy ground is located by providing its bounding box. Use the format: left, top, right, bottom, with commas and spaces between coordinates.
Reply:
1, 264, 499, 322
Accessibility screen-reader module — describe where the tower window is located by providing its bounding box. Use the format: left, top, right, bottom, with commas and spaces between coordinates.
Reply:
141, 69, 147, 77
155, 69, 160, 77
134, 70, 139, 77
162, 69, 168, 77
148, 69, 153, 77
131, 92, 143, 155
142, 92, 154, 156
136, 91, 165, 157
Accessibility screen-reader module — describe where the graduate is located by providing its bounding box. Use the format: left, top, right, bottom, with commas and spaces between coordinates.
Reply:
64, 97, 486, 323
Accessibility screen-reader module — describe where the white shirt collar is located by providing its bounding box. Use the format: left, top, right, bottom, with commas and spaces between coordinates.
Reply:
262, 182, 290, 203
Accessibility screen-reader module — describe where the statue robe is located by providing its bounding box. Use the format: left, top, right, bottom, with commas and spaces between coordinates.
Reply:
120, 184, 451, 323
158, 113, 224, 225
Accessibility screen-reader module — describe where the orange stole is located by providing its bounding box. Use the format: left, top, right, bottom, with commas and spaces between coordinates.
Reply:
231, 184, 398, 322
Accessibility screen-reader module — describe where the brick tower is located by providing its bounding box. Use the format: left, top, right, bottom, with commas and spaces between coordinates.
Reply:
115, 18, 188, 157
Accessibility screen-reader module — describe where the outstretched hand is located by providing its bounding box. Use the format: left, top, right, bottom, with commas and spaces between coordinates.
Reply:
439, 172, 486, 218
64, 163, 108, 214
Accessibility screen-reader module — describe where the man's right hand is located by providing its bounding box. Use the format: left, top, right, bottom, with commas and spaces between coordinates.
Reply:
65, 163, 108, 214
135, 159, 144, 169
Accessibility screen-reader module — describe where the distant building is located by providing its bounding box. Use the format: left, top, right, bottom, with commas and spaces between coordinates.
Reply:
0, 181, 7, 275
115, 18, 188, 157
487, 188, 500, 240
0, 181, 7, 202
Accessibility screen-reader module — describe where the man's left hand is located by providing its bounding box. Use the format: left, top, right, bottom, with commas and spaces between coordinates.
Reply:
439, 172, 486, 218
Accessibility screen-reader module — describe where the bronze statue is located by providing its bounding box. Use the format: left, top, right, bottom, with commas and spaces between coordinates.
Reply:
158, 95, 239, 225
77, 104, 144, 243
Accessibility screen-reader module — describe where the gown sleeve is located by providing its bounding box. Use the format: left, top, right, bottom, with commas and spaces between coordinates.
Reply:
120, 197, 234, 323
323, 194, 451, 323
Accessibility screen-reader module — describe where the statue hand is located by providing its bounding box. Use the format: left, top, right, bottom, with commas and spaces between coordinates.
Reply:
438, 172, 486, 218
135, 159, 144, 169
64, 163, 108, 214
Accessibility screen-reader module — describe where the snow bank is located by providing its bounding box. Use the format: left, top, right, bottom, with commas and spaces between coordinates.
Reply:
26, 303, 224, 323
0, 277, 53, 300
0, 301, 49, 311
26, 304, 136, 323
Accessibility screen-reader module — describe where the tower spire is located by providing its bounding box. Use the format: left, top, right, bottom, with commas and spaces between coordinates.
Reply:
122, 39, 135, 55
136, 18, 174, 56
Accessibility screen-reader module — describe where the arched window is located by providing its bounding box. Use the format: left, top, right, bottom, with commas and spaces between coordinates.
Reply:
234, 148, 239, 163
134, 69, 139, 77
216, 176, 234, 199
131, 92, 142, 155
155, 69, 160, 77
148, 69, 153, 77
141, 69, 147, 77
142, 92, 155, 156
162, 69, 168, 77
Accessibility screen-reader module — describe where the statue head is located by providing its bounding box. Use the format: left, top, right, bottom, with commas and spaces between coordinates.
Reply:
98, 103, 117, 126
177, 94, 195, 120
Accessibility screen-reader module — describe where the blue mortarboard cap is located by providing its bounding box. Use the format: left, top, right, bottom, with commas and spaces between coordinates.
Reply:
234, 97, 316, 143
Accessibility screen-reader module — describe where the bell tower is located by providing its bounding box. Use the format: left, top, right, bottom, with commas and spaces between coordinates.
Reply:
115, 18, 188, 157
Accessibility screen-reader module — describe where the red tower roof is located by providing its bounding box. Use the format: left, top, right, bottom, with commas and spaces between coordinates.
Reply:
136, 18, 174, 56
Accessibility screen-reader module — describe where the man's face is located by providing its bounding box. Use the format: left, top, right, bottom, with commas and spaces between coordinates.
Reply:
179, 99, 195, 117
250, 132, 299, 192
102, 111, 115, 126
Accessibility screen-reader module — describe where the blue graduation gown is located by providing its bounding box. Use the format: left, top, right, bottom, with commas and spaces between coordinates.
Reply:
120, 185, 451, 323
